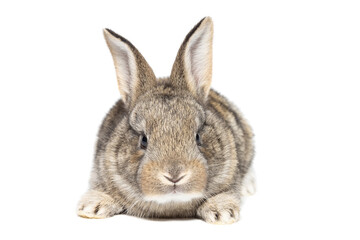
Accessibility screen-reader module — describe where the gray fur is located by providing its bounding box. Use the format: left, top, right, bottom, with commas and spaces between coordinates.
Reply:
78, 17, 255, 224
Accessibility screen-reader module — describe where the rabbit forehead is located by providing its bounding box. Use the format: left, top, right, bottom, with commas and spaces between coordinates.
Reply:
130, 93, 205, 134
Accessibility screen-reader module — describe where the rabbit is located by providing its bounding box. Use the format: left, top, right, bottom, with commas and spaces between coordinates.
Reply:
77, 17, 255, 224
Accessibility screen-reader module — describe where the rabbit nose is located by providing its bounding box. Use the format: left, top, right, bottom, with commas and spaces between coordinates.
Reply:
163, 174, 186, 184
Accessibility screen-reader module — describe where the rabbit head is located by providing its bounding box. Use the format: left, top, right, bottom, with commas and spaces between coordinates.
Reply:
103, 17, 214, 204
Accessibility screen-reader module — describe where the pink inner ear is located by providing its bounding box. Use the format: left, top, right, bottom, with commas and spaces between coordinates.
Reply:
189, 31, 206, 87
185, 23, 212, 95
117, 47, 132, 93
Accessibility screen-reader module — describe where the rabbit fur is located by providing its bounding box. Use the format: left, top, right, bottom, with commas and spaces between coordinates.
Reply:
77, 17, 255, 224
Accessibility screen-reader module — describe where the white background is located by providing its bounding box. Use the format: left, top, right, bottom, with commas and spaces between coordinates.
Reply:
0, 0, 359, 239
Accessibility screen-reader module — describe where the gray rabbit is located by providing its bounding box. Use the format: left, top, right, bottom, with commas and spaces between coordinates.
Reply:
77, 17, 255, 224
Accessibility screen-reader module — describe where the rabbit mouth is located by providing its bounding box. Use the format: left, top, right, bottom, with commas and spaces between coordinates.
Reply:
139, 161, 208, 203
143, 192, 203, 204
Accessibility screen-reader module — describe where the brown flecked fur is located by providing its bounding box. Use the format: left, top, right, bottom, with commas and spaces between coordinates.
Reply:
78, 17, 255, 224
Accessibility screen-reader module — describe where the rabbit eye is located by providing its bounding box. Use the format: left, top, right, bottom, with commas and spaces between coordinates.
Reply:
140, 135, 148, 149
196, 133, 201, 146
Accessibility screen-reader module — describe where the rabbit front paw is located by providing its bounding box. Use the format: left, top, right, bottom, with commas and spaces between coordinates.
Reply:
77, 190, 124, 219
197, 193, 240, 224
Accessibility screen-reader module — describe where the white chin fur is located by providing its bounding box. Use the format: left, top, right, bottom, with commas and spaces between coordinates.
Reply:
144, 192, 203, 204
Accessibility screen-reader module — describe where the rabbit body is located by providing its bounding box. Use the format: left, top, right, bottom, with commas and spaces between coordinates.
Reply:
78, 17, 255, 224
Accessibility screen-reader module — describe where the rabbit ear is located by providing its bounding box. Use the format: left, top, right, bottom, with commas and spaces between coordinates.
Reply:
170, 17, 214, 101
103, 29, 156, 106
